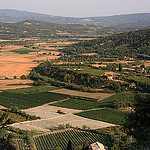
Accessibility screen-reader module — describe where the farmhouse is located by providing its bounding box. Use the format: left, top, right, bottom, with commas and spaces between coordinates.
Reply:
89, 142, 106, 150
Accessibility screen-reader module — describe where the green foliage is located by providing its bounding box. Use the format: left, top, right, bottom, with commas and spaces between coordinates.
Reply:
10, 48, 37, 54
67, 140, 72, 150
76, 109, 128, 125
29, 62, 126, 91
124, 94, 150, 147
61, 28, 150, 59
20, 75, 26, 79
98, 126, 135, 149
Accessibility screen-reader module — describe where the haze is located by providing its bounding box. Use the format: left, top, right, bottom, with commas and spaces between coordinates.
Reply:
0, 0, 150, 17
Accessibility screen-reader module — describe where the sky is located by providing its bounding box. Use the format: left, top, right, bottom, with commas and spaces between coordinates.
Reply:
0, 0, 150, 17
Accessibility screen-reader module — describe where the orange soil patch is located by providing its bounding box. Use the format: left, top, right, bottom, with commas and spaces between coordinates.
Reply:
105, 72, 120, 75
82, 53, 98, 56
144, 61, 150, 67
92, 64, 107, 68
0, 79, 33, 90
0, 45, 24, 52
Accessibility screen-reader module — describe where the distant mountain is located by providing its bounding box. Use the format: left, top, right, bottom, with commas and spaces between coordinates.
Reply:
0, 9, 150, 27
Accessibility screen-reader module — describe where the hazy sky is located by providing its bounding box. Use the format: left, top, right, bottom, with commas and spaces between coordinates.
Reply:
1, 0, 150, 17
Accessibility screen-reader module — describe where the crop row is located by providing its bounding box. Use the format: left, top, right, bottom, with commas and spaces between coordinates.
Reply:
76, 108, 128, 125
17, 139, 29, 150
33, 129, 107, 150
51, 92, 135, 110
0, 91, 69, 109
4, 86, 59, 94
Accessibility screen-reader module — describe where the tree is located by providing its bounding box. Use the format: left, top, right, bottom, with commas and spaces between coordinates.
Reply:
20, 75, 26, 79
67, 140, 72, 150
124, 94, 150, 148
119, 63, 122, 72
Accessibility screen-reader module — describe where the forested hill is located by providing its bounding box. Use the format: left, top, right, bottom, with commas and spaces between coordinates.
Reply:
0, 20, 121, 40
61, 28, 150, 59
0, 9, 150, 27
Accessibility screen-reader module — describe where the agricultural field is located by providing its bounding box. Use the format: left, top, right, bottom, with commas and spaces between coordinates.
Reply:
76, 109, 128, 125
51, 98, 109, 110
50, 88, 113, 100
51, 92, 135, 110
33, 129, 107, 150
0, 79, 33, 90
0, 91, 69, 109
4, 85, 59, 93
17, 139, 29, 150
78, 67, 105, 76
0, 44, 61, 79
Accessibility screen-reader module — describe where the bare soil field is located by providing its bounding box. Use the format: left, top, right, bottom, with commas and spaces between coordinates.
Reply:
11, 104, 115, 132
0, 79, 33, 90
0, 50, 60, 79
50, 88, 113, 100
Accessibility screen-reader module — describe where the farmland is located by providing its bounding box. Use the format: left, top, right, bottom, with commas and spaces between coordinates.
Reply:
51, 92, 135, 110
76, 109, 128, 125
33, 129, 107, 150
51, 98, 111, 110
0, 91, 69, 109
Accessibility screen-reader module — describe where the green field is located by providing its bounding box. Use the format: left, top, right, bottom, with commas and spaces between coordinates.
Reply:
11, 48, 37, 54
0, 91, 69, 109
100, 92, 135, 103
33, 129, 107, 150
79, 68, 105, 76
51, 98, 107, 110
51, 92, 135, 110
76, 109, 128, 125
4, 86, 59, 94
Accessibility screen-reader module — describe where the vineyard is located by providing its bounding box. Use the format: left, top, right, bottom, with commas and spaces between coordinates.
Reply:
51, 98, 106, 110
33, 129, 107, 150
51, 92, 135, 110
0, 91, 69, 109
76, 108, 128, 125
4, 86, 60, 94
17, 139, 29, 150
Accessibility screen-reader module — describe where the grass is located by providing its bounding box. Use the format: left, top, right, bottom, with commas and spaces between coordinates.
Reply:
11, 48, 37, 54
51, 92, 135, 110
0, 91, 69, 109
75, 109, 128, 125
79, 67, 105, 76
4, 86, 59, 94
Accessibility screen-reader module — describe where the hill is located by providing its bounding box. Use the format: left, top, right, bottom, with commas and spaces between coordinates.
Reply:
0, 20, 138, 40
0, 20, 116, 40
0, 9, 150, 27
61, 28, 150, 59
